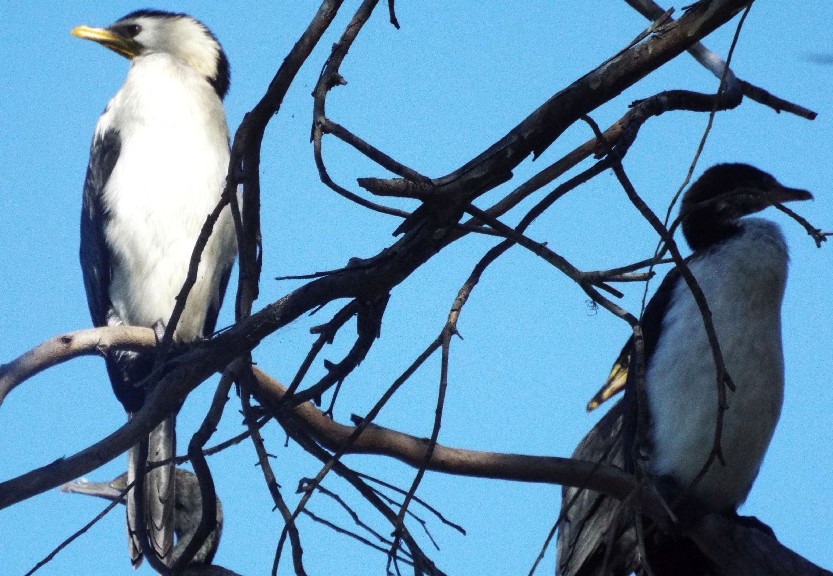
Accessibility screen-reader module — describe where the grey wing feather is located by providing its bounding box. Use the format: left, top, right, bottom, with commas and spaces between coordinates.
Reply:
146, 414, 176, 565
556, 400, 640, 576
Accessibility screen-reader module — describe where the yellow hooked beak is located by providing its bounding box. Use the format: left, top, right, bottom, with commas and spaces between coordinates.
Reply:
71, 25, 141, 59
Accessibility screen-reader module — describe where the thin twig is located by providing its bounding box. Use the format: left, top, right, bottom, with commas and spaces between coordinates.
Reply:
463, 204, 624, 298
232, 0, 351, 320
388, 323, 453, 567
289, 294, 389, 406
156, 195, 232, 358
772, 203, 830, 248
301, 508, 415, 563
311, 0, 409, 217
281, 300, 359, 401
170, 366, 236, 571
356, 472, 466, 535
24, 486, 127, 576
387, 0, 400, 28
307, 482, 403, 553
280, 336, 443, 530
280, 421, 444, 575
238, 376, 306, 576
624, 0, 816, 119
320, 118, 428, 183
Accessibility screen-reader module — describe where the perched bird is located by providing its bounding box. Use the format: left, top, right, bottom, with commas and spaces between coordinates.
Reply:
62, 470, 240, 576
557, 164, 812, 576
72, 10, 236, 568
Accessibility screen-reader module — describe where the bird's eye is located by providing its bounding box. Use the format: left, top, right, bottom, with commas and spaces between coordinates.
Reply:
123, 24, 142, 37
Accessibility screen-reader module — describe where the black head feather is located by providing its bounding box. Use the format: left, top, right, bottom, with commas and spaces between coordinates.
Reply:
680, 163, 812, 251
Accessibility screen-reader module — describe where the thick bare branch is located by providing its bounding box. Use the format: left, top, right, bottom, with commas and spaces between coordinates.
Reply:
360, 0, 756, 207
0, 326, 155, 406
248, 368, 642, 508
624, 0, 817, 119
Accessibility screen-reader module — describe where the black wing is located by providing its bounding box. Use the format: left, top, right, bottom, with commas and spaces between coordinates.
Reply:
556, 400, 639, 576
203, 262, 233, 337
79, 127, 120, 328
78, 127, 150, 411
557, 264, 685, 575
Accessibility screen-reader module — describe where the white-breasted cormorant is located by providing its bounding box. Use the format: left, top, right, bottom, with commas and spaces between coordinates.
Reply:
73, 10, 236, 568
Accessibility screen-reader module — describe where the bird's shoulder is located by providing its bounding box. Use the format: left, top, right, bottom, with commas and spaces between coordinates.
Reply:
586, 262, 683, 411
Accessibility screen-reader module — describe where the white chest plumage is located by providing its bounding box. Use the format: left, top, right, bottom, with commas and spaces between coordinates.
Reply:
645, 218, 787, 511
95, 53, 236, 341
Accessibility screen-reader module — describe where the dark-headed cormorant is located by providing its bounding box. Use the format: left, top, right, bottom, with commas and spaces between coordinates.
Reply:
557, 163, 812, 575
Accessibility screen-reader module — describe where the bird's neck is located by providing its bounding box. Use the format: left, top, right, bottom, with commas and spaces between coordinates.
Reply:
682, 209, 742, 252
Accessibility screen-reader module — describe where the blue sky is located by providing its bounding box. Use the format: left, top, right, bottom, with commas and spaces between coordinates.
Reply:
1, 2, 831, 575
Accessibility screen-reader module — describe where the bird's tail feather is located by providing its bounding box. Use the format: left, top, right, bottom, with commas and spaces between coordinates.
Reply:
127, 413, 176, 568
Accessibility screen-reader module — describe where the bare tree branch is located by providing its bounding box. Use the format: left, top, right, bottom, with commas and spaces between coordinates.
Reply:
232, 0, 350, 321
3, 3, 827, 574
624, 0, 816, 119
0, 326, 154, 406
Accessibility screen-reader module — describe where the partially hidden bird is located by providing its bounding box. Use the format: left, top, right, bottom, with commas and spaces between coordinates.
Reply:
72, 10, 236, 568
556, 163, 812, 576
63, 470, 240, 576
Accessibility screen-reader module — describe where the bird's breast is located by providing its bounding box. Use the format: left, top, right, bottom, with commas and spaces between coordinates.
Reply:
96, 54, 236, 340
644, 219, 788, 511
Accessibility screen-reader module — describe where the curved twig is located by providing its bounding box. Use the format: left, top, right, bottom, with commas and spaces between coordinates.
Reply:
232, 0, 350, 320
310, 0, 410, 216
171, 367, 236, 572
238, 376, 307, 576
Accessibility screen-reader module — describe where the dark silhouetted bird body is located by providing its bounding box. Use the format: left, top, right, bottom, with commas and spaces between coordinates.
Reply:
557, 164, 812, 576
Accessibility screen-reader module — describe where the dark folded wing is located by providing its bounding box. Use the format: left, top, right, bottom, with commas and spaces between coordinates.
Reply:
79, 127, 120, 328
556, 400, 639, 576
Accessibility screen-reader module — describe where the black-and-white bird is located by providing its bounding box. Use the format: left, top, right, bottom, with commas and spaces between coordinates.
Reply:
557, 164, 812, 576
72, 10, 236, 569
63, 470, 240, 576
